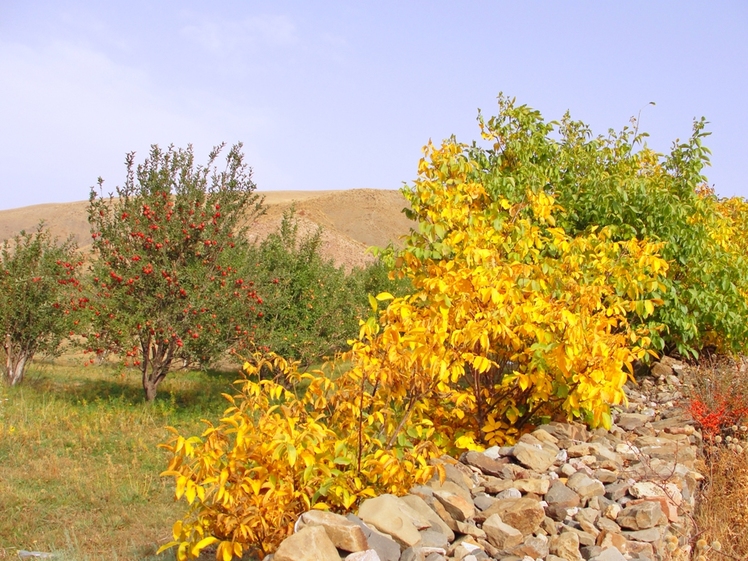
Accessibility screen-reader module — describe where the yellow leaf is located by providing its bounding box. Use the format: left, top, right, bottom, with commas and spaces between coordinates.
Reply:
191, 537, 219, 558
376, 292, 395, 301
368, 294, 378, 312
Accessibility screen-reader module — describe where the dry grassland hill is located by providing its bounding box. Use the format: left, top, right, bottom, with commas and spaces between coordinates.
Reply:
0, 189, 415, 270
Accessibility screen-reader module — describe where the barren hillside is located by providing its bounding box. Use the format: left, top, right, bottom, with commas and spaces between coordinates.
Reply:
0, 189, 414, 270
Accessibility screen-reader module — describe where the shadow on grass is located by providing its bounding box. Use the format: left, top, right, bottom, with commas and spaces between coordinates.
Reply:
21, 361, 245, 414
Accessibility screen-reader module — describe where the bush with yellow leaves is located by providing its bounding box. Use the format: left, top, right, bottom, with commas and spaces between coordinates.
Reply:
160, 99, 678, 560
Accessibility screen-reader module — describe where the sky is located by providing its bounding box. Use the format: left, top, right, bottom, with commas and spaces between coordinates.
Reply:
1, 1, 746, 210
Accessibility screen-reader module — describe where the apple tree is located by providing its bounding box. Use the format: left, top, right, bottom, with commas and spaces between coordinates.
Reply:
86, 143, 264, 401
0, 224, 81, 386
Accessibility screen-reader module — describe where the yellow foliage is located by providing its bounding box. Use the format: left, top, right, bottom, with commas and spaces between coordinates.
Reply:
161, 134, 671, 560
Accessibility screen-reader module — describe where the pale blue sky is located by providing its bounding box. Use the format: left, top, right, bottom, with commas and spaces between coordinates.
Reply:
1, 1, 746, 210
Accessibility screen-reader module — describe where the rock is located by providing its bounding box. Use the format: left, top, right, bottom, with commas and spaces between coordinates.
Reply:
400, 494, 455, 542
510, 534, 550, 559
513, 439, 558, 472
483, 476, 549, 495
480, 497, 545, 536
345, 551, 381, 561
482, 514, 523, 550
433, 490, 475, 522
418, 529, 450, 549
299, 510, 369, 552
546, 480, 581, 509
550, 531, 584, 561
596, 530, 627, 554
400, 546, 447, 561
623, 527, 663, 542
566, 471, 605, 500
617, 501, 664, 530
590, 546, 627, 561
651, 361, 673, 378
461, 451, 509, 477
358, 495, 425, 549
346, 514, 401, 561
274, 525, 341, 561
615, 413, 651, 431
428, 479, 473, 503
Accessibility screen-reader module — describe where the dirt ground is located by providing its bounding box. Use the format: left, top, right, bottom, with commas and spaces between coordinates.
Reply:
0, 189, 415, 270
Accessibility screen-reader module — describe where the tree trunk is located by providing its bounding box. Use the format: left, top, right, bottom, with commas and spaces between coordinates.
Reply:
140, 335, 176, 402
3, 334, 32, 386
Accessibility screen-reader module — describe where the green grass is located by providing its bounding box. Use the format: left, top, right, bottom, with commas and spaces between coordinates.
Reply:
0, 357, 243, 561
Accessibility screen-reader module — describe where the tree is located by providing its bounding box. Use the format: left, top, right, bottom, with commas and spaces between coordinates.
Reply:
0, 224, 81, 386
244, 209, 410, 366
86, 143, 264, 401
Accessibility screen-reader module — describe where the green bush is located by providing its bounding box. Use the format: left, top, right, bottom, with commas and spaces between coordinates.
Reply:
462, 94, 748, 357
244, 210, 409, 366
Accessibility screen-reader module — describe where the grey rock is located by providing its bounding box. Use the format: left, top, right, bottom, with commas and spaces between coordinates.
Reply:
346, 515, 401, 561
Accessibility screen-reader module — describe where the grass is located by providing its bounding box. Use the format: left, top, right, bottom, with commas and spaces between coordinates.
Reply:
0, 357, 242, 561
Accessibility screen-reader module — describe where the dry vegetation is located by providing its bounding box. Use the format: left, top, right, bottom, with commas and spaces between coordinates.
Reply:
682, 356, 748, 560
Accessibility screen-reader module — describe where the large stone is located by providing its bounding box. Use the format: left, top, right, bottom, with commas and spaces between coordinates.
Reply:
513, 440, 558, 472
358, 495, 426, 549
617, 501, 664, 531
274, 525, 340, 561
432, 490, 475, 522
545, 481, 581, 509
550, 531, 584, 561
299, 510, 369, 552
400, 494, 455, 542
346, 515, 401, 561
566, 471, 605, 500
482, 514, 523, 550
461, 451, 509, 477
479, 497, 545, 536
428, 479, 472, 503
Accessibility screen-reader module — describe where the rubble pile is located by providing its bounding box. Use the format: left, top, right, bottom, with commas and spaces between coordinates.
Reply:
267, 358, 703, 561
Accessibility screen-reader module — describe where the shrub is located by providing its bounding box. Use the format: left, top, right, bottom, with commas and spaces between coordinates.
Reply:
244, 209, 409, 367
0, 224, 81, 385
465, 95, 748, 357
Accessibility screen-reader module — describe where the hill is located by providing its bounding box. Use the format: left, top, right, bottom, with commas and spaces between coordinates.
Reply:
0, 189, 414, 270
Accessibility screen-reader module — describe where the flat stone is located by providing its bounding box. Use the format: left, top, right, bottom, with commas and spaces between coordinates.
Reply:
566, 472, 605, 500
596, 517, 621, 534
299, 510, 369, 552
482, 514, 523, 550
433, 490, 475, 522
513, 440, 558, 472
461, 451, 509, 477
358, 495, 428, 548
274, 525, 340, 561
418, 529, 449, 549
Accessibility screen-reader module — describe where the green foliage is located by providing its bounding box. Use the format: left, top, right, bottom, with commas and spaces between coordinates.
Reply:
244, 209, 409, 366
0, 224, 81, 385
86, 143, 264, 401
464, 94, 748, 357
